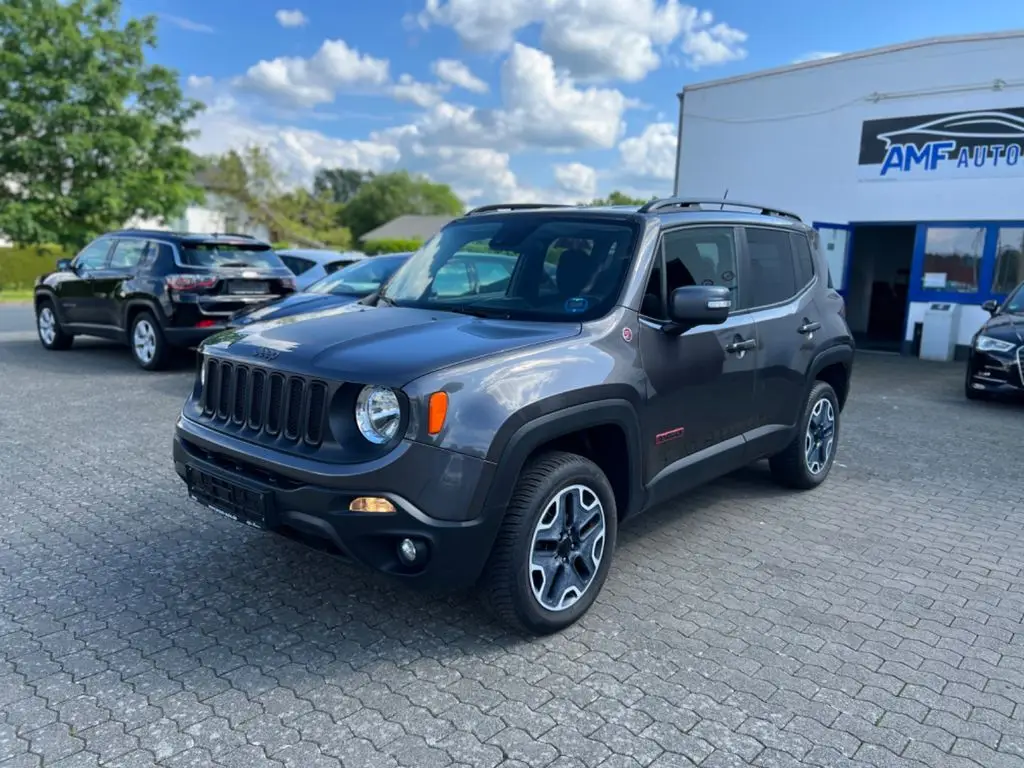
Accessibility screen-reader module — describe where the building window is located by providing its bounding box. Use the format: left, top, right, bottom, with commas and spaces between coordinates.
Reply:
920, 226, 985, 293
992, 227, 1024, 295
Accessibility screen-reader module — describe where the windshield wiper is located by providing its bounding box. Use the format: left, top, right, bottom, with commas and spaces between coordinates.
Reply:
217, 261, 257, 268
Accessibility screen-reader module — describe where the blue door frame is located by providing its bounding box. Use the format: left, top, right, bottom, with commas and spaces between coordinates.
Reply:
813, 219, 1023, 354
811, 221, 854, 297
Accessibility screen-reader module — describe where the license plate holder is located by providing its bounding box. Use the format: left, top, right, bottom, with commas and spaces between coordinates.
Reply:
186, 466, 270, 529
230, 280, 270, 295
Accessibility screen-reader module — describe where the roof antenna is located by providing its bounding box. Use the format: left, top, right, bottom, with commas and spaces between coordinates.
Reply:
720, 189, 728, 210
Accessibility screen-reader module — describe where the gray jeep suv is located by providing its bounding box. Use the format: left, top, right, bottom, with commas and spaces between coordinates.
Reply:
172, 199, 854, 635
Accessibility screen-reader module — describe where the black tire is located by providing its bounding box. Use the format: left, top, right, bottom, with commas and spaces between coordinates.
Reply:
484, 451, 618, 635
35, 299, 74, 350
769, 380, 840, 490
129, 310, 169, 371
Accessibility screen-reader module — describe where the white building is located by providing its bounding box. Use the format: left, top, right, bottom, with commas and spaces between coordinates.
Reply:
127, 191, 271, 242
674, 30, 1024, 357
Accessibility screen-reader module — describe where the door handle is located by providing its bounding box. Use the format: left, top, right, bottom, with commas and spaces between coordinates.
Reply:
798, 321, 821, 334
725, 338, 757, 353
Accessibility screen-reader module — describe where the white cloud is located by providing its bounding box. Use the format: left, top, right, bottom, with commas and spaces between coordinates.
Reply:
390, 74, 447, 108
275, 9, 309, 28
793, 51, 842, 64
432, 58, 489, 93
554, 163, 598, 199
615, 122, 678, 191
158, 13, 214, 33
234, 39, 391, 107
401, 44, 629, 152
186, 75, 214, 90
414, 0, 747, 81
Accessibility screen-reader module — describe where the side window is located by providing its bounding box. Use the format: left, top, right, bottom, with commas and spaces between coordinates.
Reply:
280, 256, 314, 275
109, 239, 149, 270
791, 233, 815, 288
73, 239, 113, 271
641, 226, 738, 320
433, 261, 472, 297
744, 227, 799, 308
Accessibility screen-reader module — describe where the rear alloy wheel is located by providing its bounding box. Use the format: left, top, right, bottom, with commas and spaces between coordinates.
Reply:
36, 301, 73, 350
484, 451, 618, 635
769, 380, 840, 490
130, 311, 168, 371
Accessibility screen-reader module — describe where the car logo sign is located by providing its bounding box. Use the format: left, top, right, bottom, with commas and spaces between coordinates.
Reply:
253, 347, 279, 361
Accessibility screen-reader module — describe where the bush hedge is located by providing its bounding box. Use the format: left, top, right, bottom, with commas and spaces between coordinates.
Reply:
0, 246, 68, 292
361, 238, 423, 255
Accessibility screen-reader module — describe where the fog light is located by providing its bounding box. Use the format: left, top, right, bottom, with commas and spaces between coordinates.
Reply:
349, 496, 396, 513
398, 538, 419, 564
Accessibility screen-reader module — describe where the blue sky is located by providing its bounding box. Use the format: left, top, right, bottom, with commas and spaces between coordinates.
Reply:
128, 0, 1024, 205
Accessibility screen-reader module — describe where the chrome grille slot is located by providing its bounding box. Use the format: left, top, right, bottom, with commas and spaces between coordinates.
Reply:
196, 358, 331, 447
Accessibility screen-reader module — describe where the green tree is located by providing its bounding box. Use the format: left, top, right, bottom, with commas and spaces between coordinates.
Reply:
586, 190, 653, 206
342, 171, 464, 241
313, 168, 373, 204
0, 0, 205, 248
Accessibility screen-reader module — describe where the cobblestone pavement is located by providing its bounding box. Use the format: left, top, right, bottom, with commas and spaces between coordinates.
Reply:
2, 321, 1024, 767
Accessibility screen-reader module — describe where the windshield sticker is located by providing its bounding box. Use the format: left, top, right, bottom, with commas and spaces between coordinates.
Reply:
565, 297, 589, 313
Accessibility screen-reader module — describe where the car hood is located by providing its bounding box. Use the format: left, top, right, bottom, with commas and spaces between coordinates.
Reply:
203, 303, 582, 387
230, 292, 360, 325
981, 311, 1024, 343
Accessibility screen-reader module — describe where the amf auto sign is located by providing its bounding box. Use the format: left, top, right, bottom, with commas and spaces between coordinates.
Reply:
858, 107, 1024, 180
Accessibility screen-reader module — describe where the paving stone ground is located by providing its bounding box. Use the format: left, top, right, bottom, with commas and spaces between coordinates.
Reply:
2, 316, 1024, 767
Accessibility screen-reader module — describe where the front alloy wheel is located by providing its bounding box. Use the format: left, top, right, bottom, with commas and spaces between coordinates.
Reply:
529, 484, 607, 612
36, 301, 73, 350
485, 451, 618, 635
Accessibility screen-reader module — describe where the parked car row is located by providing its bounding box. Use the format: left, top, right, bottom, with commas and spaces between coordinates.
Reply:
35, 201, 857, 635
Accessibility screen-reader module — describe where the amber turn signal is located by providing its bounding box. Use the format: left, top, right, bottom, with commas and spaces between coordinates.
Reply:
349, 497, 396, 513
428, 391, 448, 435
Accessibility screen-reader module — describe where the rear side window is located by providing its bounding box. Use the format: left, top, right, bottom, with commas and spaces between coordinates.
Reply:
791, 233, 815, 288
281, 255, 315, 275
179, 243, 283, 269
109, 239, 149, 270
743, 227, 799, 308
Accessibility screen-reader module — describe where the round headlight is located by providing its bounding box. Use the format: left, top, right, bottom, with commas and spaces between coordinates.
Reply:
355, 385, 401, 444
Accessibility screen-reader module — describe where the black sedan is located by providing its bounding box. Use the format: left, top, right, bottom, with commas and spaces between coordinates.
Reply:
965, 281, 1024, 400
228, 252, 412, 329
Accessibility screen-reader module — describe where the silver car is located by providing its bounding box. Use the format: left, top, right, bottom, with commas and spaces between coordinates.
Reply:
276, 248, 367, 290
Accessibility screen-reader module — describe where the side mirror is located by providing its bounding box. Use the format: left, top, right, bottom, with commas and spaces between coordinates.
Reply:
56, 258, 73, 272
664, 285, 732, 334
981, 299, 999, 315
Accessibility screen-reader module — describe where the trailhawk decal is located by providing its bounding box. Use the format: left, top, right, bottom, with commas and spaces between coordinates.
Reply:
858, 107, 1024, 181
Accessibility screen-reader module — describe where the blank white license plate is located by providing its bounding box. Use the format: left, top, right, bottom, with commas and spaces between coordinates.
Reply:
231, 280, 269, 295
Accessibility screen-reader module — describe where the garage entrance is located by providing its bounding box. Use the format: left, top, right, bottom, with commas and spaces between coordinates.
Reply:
844, 224, 916, 352
814, 222, 916, 353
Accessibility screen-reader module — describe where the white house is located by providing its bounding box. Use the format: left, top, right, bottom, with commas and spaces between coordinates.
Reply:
674, 29, 1024, 358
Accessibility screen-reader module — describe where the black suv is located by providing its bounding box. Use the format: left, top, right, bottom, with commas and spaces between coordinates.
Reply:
964, 279, 1024, 400
34, 231, 296, 370
172, 199, 854, 634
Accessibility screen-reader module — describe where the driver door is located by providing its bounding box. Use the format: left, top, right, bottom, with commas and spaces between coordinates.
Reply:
638, 225, 758, 505
57, 237, 115, 325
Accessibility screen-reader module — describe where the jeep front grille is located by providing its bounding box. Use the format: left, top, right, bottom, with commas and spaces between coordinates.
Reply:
200, 358, 329, 447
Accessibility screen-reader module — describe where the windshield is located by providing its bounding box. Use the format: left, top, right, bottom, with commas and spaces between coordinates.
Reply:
379, 217, 638, 321
180, 244, 283, 269
307, 255, 410, 295
1004, 282, 1024, 313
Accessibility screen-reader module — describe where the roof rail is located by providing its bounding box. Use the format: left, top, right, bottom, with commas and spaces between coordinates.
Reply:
465, 203, 575, 216
637, 197, 802, 222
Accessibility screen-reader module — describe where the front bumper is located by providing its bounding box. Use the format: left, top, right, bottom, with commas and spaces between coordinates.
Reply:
966, 347, 1024, 397
173, 415, 501, 590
